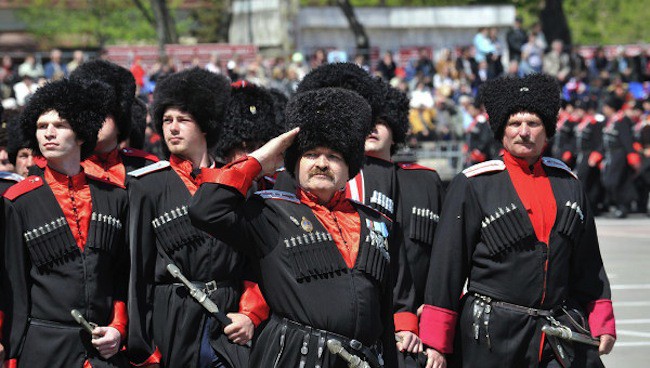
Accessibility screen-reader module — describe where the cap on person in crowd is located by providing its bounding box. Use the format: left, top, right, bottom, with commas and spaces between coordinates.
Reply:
20, 79, 113, 159
69, 59, 137, 141
269, 88, 289, 130
480, 73, 561, 140
284, 87, 371, 179
152, 67, 231, 148
378, 85, 410, 154
603, 94, 625, 111
216, 80, 281, 158
296, 62, 385, 125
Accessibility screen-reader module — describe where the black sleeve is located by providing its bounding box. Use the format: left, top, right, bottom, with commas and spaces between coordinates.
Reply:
188, 182, 277, 258
126, 179, 161, 364
2, 200, 30, 359
569, 187, 611, 306
424, 174, 481, 312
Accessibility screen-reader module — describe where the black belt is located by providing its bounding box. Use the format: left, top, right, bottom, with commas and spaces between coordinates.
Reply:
271, 314, 383, 368
30, 317, 85, 330
161, 279, 236, 296
473, 293, 560, 317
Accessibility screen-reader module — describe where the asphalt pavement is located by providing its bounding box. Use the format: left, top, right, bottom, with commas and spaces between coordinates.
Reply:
596, 214, 650, 367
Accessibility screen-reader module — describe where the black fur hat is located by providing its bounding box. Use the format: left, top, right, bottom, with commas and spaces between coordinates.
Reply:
296, 62, 385, 123
216, 81, 280, 158
128, 98, 148, 150
603, 94, 624, 111
152, 67, 231, 148
7, 114, 29, 165
284, 87, 371, 179
269, 88, 289, 130
379, 85, 409, 154
480, 73, 561, 140
69, 59, 136, 141
20, 79, 113, 160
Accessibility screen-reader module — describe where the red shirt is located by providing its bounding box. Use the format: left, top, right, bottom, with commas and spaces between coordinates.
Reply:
82, 148, 126, 189
44, 166, 92, 251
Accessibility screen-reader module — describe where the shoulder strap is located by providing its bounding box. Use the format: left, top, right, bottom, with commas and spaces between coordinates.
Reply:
127, 160, 171, 178
462, 160, 506, 178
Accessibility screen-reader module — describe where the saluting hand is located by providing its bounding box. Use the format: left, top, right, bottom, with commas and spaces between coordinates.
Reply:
91, 326, 121, 359
224, 313, 254, 346
425, 347, 447, 368
250, 127, 300, 176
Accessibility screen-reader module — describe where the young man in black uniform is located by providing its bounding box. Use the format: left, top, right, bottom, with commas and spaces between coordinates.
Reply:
573, 99, 605, 213
420, 74, 616, 368
2, 79, 130, 367
597, 95, 641, 218
189, 87, 399, 368
126, 68, 264, 368
70, 59, 159, 187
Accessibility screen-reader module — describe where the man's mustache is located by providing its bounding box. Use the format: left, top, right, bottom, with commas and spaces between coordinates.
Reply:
308, 168, 334, 180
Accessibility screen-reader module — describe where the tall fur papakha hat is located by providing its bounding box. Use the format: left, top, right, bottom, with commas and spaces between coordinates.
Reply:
128, 98, 148, 150
480, 73, 561, 140
269, 88, 289, 130
69, 59, 136, 142
152, 67, 231, 148
284, 87, 371, 179
296, 62, 385, 124
20, 79, 113, 160
378, 84, 410, 154
7, 114, 30, 165
216, 81, 281, 158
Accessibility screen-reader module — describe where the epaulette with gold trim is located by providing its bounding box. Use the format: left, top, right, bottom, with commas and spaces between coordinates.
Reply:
462, 160, 506, 177
541, 157, 578, 179
127, 160, 170, 178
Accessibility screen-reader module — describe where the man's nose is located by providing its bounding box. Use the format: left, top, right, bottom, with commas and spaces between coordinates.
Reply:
315, 155, 328, 167
45, 124, 56, 136
518, 123, 531, 137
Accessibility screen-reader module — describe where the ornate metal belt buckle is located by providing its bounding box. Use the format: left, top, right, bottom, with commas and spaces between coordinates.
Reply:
349, 339, 363, 351
204, 280, 218, 295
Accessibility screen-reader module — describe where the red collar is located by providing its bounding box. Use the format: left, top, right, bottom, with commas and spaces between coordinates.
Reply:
298, 187, 348, 211
169, 154, 195, 178
92, 148, 121, 165
502, 150, 545, 177
44, 165, 87, 189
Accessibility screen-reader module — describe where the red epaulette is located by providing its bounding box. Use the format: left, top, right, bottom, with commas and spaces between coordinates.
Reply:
121, 147, 160, 163
33, 155, 47, 168
85, 172, 126, 189
397, 162, 436, 172
3, 175, 44, 201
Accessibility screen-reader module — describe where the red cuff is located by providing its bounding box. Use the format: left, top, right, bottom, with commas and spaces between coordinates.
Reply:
633, 142, 643, 152
588, 151, 603, 165
108, 300, 128, 339
419, 305, 458, 354
6, 359, 18, 368
197, 167, 221, 184
587, 299, 616, 338
131, 347, 162, 366
394, 311, 419, 335
627, 152, 641, 168
239, 281, 270, 327
214, 157, 262, 197
562, 151, 573, 163
0, 310, 4, 341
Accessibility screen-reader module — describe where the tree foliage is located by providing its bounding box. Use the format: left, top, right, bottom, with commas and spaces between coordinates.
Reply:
16, 0, 191, 48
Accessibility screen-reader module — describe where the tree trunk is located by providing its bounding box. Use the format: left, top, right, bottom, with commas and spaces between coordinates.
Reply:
336, 0, 370, 60
217, 0, 232, 43
150, 0, 178, 59
540, 0, 572, 47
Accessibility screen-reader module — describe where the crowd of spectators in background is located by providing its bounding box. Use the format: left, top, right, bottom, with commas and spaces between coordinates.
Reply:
2, 17, 650, 148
